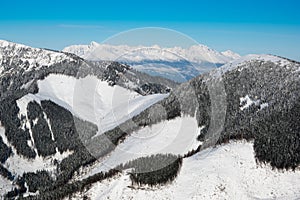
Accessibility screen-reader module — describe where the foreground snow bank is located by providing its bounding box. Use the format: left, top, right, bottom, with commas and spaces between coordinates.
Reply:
76, 141, 300, 200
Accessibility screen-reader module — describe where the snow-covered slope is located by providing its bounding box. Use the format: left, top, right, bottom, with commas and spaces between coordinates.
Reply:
80, 116, 201, 179
0, 74, 167, 184
0, 39, 77, 75
0, 40, 175, 99
18, 74, 168, 136
72, 142, 300, 200
216, 54, 293, 75
63, 42, 240, 82
0, 40, 175, 199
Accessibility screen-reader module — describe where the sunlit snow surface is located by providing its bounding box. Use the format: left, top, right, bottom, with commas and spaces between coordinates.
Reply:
80, 116, 201, 179
0, 176, 13, 198
18, 74, 168, 135
72, 142, 300, 200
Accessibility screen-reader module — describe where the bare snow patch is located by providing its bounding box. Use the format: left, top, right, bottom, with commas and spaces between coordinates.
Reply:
239, 95, 260, 111
0, 176, 14, 198
259, 102, 269, 110
4, 149, 73, 175
20, 80, 34, 90
239, 95, 269, 111
0, 125, 10, 147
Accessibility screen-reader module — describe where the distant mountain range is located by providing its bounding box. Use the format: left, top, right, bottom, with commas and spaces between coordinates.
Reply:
63, 42, 240, 82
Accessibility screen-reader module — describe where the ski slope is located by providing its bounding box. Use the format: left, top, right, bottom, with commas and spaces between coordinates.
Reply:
80, 116, 201, 179
18, 74, 168, 135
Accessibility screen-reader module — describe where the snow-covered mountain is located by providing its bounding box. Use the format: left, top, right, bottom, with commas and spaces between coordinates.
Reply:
63, 42, 240, 82
64, 54, 300, 200
63, 42, 239, 63
221, 50, 241, 59
0, 40, 176, 199
0, 40, 300, 200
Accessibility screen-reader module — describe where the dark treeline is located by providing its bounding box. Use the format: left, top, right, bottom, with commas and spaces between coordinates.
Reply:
23, 170, 53, 193
5, 176, 26, 199
15, 169, 119, 200
0, 164, 14, 181
191, 60, 300, 171
253, 100, 300, 170
3, 99, 97, 199
0, 99, 37, 159
0, 137, 11, 163
27, 101, 56, 157
117, 154, 183, 187
16, 154, 183, 199
183, 144, 202, 158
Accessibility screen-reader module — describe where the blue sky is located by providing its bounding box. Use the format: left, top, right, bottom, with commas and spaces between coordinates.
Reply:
0, 0, 299, 60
